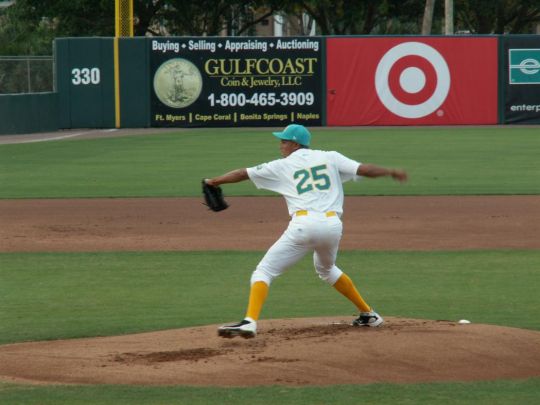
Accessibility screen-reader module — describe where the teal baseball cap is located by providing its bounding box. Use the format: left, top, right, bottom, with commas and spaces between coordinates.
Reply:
272, 124, 311, 146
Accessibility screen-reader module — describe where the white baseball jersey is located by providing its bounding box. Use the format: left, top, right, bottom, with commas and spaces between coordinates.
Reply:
247, 149, 361, 216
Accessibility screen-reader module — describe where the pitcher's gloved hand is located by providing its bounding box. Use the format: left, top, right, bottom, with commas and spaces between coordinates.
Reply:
202, 179, 229, 212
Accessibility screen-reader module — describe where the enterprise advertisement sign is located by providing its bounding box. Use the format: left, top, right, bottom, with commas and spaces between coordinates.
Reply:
503, 36, 540, 124
150, 37, 323, 127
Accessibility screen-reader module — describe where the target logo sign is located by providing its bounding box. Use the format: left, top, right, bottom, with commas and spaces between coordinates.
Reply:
326, 37, 498, 125
375, 42, 450, 119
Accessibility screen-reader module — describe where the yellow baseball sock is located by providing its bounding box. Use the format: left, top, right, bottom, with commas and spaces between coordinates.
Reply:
333, 273, 371, 313
245, 281, 269, 321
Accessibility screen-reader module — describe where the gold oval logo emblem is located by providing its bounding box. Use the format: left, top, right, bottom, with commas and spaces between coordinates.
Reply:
153, 58, 203, 109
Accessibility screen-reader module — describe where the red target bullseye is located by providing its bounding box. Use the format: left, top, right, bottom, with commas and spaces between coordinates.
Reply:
387, 55, 437, 106
375, 42, 451, 119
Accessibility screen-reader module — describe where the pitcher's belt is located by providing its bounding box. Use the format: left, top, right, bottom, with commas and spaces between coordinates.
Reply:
295, 210, 337, 217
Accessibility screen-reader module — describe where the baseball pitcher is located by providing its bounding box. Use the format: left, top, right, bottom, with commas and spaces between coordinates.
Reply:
205, 124, 408, 338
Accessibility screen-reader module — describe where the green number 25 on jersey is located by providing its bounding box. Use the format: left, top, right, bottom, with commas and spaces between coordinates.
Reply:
294, 164, 331, 194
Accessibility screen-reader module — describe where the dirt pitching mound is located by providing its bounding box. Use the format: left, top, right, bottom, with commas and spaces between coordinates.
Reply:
1, 317, 539, 386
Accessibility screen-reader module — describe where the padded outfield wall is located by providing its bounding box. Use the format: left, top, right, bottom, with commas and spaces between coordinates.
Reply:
500, 35, 540, 124
0, 92, 58, 135
55, 36, 324, 129
326, 37, 499, 125
3, 35, 539, 135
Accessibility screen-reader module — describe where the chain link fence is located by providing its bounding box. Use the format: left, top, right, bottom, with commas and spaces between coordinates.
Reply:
0, 56, 54, 94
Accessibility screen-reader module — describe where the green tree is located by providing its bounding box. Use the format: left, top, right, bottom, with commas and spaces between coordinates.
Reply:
0, 0, 115, 55
0, 2, 54, 54
295, 0, 426, 35
155, 1, 286, 36
2, 0, 540, 57
455, 0, 540, 33
0, 0, 289, 54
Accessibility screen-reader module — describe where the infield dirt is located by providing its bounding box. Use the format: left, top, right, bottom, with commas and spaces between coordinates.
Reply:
1, 195, 539, 386
1, 195, 539, 252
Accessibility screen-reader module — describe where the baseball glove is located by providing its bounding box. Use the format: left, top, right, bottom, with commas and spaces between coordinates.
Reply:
202, 179, 229, 212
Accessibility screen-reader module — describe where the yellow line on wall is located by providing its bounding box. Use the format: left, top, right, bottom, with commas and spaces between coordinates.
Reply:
114, 37, 121, 128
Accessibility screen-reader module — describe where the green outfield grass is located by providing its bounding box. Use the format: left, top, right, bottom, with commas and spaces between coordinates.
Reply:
1, 379, 539, 405
1, 250, 539, 345
0, 126, 539, 198
1, 126, 539, 404
0, 250, 539, 404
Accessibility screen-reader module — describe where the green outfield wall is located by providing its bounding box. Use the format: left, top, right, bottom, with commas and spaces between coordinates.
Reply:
118, 38, 151, 128
0, 92, 58, 135
55, 38, 116, 129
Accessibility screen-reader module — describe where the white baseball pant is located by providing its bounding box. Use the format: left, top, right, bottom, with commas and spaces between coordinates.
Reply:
250, 212, 344, 286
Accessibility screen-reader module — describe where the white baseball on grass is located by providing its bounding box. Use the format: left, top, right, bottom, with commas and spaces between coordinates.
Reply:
458, 319, 471, 324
